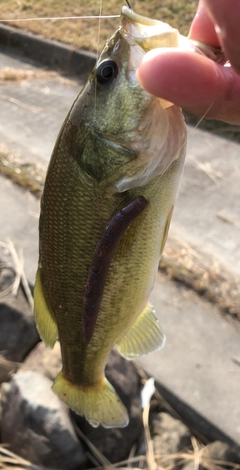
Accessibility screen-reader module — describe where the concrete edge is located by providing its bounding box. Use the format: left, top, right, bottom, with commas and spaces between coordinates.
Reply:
154, 379, 240, 451
0, 23, 97, 75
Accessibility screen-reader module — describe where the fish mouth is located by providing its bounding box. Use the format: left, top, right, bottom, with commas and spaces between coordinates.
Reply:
121, 7, 164, 28
121, 6, 179, 51
120, 6, 178, 108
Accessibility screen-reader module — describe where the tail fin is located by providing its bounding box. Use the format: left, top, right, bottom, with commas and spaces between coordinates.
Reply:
52, 371, 129, 428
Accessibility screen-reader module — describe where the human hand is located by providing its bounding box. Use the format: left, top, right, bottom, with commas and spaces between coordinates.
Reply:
137, 0, 240, 124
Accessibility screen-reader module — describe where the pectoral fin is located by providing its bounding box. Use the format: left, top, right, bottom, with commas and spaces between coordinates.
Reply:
34, 269, 58, 349
117, 303, 165, 360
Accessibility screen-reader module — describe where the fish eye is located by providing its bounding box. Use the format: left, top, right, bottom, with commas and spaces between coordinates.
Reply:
96, 59, 118, 85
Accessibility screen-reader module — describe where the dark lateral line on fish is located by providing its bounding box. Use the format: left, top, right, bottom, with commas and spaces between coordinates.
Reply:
82, 195, 148, 345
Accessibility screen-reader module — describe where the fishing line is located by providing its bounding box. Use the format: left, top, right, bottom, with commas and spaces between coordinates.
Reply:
193, 103, 214, 130
96, 0, 103, 58
125, 0, 132, 9
0, 15, 120, 22
93, 0, 104, 121
1, 6, 120, 122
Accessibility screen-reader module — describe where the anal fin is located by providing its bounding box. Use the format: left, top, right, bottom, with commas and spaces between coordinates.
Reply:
117, 303, 165, 360
34, 269, 58, 349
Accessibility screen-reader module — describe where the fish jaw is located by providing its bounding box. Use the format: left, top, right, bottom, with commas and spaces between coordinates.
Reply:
121, 6, 180, 109
121, 7, 179, 53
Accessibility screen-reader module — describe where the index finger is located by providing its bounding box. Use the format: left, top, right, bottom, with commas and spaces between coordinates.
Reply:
189, 0, 220, 47
191, 0, 240, 73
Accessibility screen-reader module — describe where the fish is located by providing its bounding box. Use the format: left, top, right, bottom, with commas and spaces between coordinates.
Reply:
34, 6, 187, 428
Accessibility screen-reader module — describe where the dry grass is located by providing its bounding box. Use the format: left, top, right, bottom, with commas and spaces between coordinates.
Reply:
0, 67, 77, 85
159, 238, 240, 321
0, 238, 34, 310
0, 0, 198, 52
1, 443, 239, 470
0, 67, 56, 83
0, 147, 45, 197
0, 446, 43, 469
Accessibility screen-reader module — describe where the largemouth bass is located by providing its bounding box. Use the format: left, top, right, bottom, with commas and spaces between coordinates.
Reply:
34, 7, 187, 428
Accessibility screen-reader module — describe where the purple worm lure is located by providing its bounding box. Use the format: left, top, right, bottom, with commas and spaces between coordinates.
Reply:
82, 195, 148, 344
